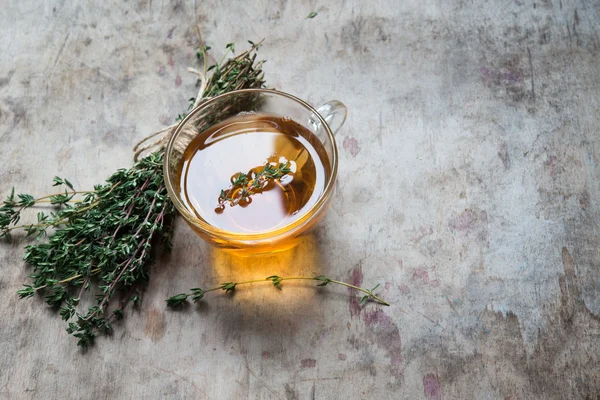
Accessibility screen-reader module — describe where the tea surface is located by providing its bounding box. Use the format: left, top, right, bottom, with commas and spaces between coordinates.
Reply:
178, 113, 331, 233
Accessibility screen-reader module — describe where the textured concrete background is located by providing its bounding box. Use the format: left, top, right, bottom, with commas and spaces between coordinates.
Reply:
1, 0, 600, 399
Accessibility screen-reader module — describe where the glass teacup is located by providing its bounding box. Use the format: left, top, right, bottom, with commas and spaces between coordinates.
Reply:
163, 89, 347, 254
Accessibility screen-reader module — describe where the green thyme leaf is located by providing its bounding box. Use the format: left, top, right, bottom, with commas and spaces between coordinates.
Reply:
166, 293, 189, 307
220, 282, 237, 294
314, 275, 331, 287
191, 288, 205, 302
267, 275, 283, 290
17, 194, 35, 208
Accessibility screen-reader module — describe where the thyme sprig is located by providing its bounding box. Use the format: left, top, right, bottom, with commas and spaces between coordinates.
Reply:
216, 160, 292, 210
0, 180, 114, 241
175, 40, 266, 123
166, 275, 390, 307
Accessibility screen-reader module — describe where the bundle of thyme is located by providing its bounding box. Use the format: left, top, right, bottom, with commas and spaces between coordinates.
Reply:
1, 41, 388, 347
1, 42, 267, 346
4, 154, 174, 346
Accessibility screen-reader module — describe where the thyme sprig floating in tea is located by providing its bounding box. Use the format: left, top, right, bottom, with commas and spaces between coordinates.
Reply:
166, 275, 389, 307
216, 160, 293, 211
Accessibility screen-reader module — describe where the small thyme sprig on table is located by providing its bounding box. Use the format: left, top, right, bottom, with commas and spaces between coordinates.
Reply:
166, 275, 390, 307
0, 177, 93, 241
216, 160, 292, 211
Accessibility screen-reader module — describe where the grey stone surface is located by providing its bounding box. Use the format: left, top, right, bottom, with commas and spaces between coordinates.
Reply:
1, 0, 600, 398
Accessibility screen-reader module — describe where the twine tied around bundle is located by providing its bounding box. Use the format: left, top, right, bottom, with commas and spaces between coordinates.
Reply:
131, 38, 266, 162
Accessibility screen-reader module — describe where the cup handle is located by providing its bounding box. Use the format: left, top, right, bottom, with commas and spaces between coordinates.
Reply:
308, 100, 348, 136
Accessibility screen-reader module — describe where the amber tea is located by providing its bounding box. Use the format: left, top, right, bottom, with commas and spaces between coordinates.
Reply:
177, 113, 331, 234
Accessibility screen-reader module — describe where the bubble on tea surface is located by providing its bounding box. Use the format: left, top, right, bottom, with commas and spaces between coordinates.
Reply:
279, 174, 293, 186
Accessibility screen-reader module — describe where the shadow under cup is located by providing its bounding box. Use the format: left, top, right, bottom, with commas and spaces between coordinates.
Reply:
163, 89, 346, 255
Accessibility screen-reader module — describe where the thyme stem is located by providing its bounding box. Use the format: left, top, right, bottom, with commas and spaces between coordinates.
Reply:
166, 275, 390, 307
27, 268, 102, 293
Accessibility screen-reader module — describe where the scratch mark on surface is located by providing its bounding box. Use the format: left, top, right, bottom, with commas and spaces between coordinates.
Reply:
80, 62, 119, 83
523, 131, 543, 157
167, 26, 176, 39
242, 360, 282, 399
527, 46, 535, 102
417, 311, 444, 330
310, 383, 316, 400
498, 142, 511, 169
297, 377, 343, 383
51, 32, 70, 73
377, 111, 383, 147
46, 32, 71, 90
446, 297, 458, 312
156, 367, 211, 399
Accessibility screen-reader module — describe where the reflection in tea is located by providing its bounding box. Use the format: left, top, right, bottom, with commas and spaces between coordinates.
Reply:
177, 113, 331, 233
